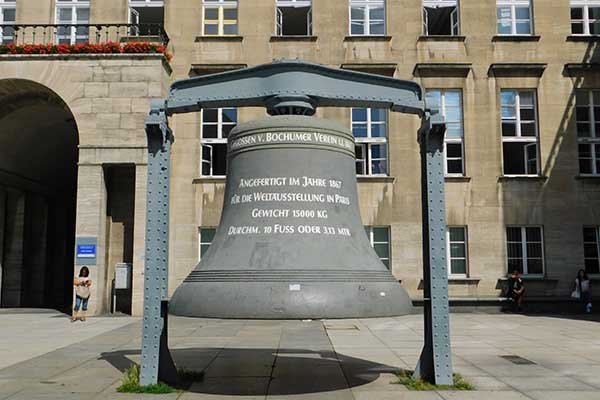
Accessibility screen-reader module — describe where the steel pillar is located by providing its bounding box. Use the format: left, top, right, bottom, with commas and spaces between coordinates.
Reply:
414, 117, 453, 385
140, 102, 177, 386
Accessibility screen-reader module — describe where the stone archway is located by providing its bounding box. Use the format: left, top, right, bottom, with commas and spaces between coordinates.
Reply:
0, 79, 79, 311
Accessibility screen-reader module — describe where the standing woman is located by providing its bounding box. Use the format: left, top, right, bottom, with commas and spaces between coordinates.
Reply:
573, 269, 592, 313
72, 266, 92, 322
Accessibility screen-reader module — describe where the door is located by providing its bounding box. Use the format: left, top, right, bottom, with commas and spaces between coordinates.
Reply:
129, 8, 140, 36
524, 142, 538, 175
276, 7, 283, 36
451, 6, 459, 35
56, 7, 73, 44
201, 144, 214, 176
75, 7, 90, 43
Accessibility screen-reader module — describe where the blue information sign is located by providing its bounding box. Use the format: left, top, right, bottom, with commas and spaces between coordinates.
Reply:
75, 236, 97, 265
77, 244, 96, 258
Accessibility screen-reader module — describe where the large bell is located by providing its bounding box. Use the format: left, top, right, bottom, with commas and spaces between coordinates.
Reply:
170, 115, 413, 318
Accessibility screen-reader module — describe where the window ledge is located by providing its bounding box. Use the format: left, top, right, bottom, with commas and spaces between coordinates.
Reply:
445, 176, 471, 183
341, 63, 397, 76
498, 175, 548, 182
566, 35, 600, 42
195, 35, 244, 42
564, 63, 600, 76
417, 35, 466, 42
413, 62, 472, 78
575, 175, 600, 181
344, 35, 392, 42
357, 175, 396, 183
488, 63, 547, 77
498, 276, 558, 282
193, 177, 226, 184
189, 63, 247, 76
270, 35, 318, 42
492, 35, 541, 42
418, 278, 481, 290
448, 277, 481, 283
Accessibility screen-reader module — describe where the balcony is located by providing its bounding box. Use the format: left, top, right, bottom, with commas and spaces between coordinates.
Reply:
0, 23, 169, 46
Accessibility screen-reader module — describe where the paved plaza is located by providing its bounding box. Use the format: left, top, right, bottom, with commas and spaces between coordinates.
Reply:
0, 311, 599, 399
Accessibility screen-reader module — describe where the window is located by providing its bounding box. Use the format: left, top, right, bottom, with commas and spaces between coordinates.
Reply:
276, 0, 312, 36
423, 0, 459, 36
576, 90, 600, 175
506, 226, 544, 275
352, 108, 388, 176
496, 0, 532, 35
55, 0, 90, 44
426, 90, 464, 175
198, 227, 217, 260
349, 0, 385, 36
364, 226, 390, 269
203, 0, 238, 36
583, 227, 600, 274
201, 108, 237, 177
129, 0, 164, 36
501, 90, 539, 176
446, 226, 468, 276
0, 0, 15, 44
571, 1, 600, 35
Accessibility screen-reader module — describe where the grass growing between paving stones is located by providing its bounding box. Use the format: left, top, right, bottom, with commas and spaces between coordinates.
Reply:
392, 370, 474, 391
117, 364, 205, 394
117, 365, 177, 394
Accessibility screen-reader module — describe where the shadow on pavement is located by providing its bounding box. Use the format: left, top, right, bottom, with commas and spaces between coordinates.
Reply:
100, 347, 400, 395
512, 312, 600, 323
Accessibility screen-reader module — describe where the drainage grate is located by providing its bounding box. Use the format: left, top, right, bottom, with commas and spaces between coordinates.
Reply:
324, 324, 359, 330
500, 355, 536, 365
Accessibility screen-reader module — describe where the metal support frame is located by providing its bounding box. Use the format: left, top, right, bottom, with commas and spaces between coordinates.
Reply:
140, 102, 177, 386
414, 115, 453, 385
139, 60, 452, 386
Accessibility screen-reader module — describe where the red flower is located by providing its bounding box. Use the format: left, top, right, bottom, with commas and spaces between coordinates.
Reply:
0, 41, 172, 61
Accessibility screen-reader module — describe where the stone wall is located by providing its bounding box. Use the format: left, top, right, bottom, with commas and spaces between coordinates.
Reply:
165, 0, 600, 302
0, 54, 171, 315
5, 0, 600, 314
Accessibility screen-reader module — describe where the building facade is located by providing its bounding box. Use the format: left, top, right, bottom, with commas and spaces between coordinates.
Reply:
1, 0, 599, 315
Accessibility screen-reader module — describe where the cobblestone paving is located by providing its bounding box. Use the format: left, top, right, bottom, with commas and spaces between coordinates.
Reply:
0, 312, 599, 399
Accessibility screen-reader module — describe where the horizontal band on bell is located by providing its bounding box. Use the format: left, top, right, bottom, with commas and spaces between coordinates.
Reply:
184, 269, 397, 283
228, 132, 355, 158
227, 144, 356, 160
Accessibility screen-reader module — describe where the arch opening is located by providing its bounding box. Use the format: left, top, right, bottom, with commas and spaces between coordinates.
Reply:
0, 79, 79, 311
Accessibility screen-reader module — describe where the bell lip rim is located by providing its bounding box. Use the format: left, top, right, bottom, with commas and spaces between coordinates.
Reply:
169, 280, 414, 319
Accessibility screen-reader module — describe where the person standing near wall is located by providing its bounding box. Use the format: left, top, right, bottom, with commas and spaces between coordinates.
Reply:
572, 269, 592, 313
506, 270, 525, 312
72, 266, 92, 322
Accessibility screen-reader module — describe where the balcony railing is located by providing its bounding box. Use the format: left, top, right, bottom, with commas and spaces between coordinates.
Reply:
0, 23, 169, 46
